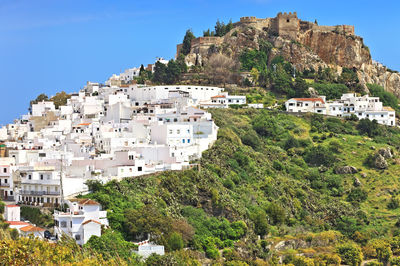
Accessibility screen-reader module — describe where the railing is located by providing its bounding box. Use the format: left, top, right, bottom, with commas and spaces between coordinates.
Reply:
20, 190, 60, 196
0, 183, 11, 188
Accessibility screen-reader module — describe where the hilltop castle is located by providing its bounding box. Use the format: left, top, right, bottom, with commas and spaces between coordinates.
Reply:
177, 12, 355, 58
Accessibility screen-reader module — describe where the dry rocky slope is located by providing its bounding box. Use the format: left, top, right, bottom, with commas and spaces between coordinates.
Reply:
178, 12, 400, 96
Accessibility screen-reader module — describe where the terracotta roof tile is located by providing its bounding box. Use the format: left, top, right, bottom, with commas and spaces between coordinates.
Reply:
82, 219, 101, 226
20, 225, 45, 232
6, 221, 30, 226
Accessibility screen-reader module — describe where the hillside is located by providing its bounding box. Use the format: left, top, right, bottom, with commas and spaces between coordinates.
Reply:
177, 12, 400, 97
83, 109, 400, 264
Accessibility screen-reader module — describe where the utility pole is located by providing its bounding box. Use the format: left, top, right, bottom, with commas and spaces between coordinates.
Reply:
293, 65, 296, 79
59, 154, 65, 211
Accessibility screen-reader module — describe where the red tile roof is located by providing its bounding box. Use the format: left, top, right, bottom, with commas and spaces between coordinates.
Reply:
20, 225, 45, 232
292, 98, 325, 103
211, 95, 226, 98
70, 198, 99, 206
5, 221, 30, 226
82, 219, 101, 226
6, 205, 20, 208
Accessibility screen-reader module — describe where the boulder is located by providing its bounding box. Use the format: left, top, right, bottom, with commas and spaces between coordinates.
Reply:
335, 166, 358, 174
360, 173, 367, 178
378, 148, 393, 159
354, 177, 362, 187
274, 239, 308, 251
374, 154, 388, 169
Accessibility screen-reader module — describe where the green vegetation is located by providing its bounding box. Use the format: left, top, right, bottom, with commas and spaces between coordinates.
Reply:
181, 29, 195, 55
203, 19, 234, 37
81, 107, 400, 264
20, 206, 54, 228
367, 83, 399, 111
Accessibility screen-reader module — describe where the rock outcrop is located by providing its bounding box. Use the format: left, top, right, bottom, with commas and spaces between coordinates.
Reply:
374, 154, 388, 169
179, 12, 400, 96
335, 166, 358, 175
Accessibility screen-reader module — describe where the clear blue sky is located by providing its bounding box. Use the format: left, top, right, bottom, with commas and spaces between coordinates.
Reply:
0, 0, 399, 125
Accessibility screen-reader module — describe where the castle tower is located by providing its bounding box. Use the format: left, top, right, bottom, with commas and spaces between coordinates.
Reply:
275, 12, 300, 40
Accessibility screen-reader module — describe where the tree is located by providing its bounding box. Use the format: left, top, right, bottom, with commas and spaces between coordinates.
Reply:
294, 77, 310, 97
50, 91, 71, 109
30, 93, 49, 107
182, 29, 195, 55
124, 205, 173, 242
357, 119, 381, 137
250, 209, 269, 237
168, 232, 184, 251
152, 61, 168, 84
84, 229, 137, 262
205, 53, 239, 86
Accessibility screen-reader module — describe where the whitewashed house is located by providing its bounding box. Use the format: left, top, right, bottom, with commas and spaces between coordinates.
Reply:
53, 198, 108, 245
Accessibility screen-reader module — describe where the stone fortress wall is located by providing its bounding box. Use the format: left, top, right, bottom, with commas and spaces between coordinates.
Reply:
176, 12, 355, 57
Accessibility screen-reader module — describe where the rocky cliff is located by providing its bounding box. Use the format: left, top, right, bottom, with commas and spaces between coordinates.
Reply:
181, 13, 400, 96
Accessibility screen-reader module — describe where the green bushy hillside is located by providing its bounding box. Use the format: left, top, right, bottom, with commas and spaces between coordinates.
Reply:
84, 109, 400, 264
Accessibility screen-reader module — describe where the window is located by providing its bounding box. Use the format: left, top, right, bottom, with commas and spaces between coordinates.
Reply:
182, 139, 185, 143
177, 130, 180, 134
287, 19, 290, 22
40, 174, 44, 180
70, 221, 72, 227
129, 155, 134, 160
75, 234, 81, 240
3, 168, 6, 173
28, 175, 32, 180
138, 166, 142, 171
187, 139, 191, 143
61, 221, 67, 228
4, 179, 7, 183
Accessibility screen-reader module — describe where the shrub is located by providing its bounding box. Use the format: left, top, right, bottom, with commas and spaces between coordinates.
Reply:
387, 197, 400, 209
336, 242, 363, 266
347, 188, 368, 203
168, 232, 184, 251
0, 201, 4, 214
304, 145, 336, 167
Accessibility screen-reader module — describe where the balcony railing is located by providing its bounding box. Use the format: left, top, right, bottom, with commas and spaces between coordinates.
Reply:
20, 190, 60, 196
0, 183, 11, 188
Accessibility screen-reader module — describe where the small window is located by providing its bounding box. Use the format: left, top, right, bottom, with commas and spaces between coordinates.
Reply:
138, 166, 142, 171
61, 221, 67, 228
75, 234, 81, 240
28, 175, 32, 180
3, 168, 6, 173
40, 174, 44, 180
4, 179, 7, 183
287, 19, 290, 22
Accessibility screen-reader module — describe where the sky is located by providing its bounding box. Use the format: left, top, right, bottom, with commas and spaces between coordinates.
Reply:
0, 0, 399, 125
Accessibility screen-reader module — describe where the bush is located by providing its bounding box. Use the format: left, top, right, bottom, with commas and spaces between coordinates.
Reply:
0, 201, 4, 214
304, 145, 336, 167
336, 242, 363, 266
347, 188, 368, 203
388, 197, 400, 209
168, 232, 184, 251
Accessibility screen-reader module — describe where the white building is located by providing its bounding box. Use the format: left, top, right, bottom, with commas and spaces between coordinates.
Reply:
31, 101, 56, 117
53, 198, 108, 245
285, 93, 396, 126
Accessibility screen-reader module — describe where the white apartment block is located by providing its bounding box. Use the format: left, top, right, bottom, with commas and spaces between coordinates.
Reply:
285, 93, 396, 126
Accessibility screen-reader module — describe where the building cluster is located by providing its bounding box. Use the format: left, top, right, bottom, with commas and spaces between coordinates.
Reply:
285, 93, 396, 126
3, 198, 108, 245
106, 57, 169, 87
0, 82, 245, 207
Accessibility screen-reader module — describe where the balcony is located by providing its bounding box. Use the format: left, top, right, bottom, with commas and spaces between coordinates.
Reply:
20, 190, 60, 196
21, 179, 60, 185
0, 183, 10, 188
